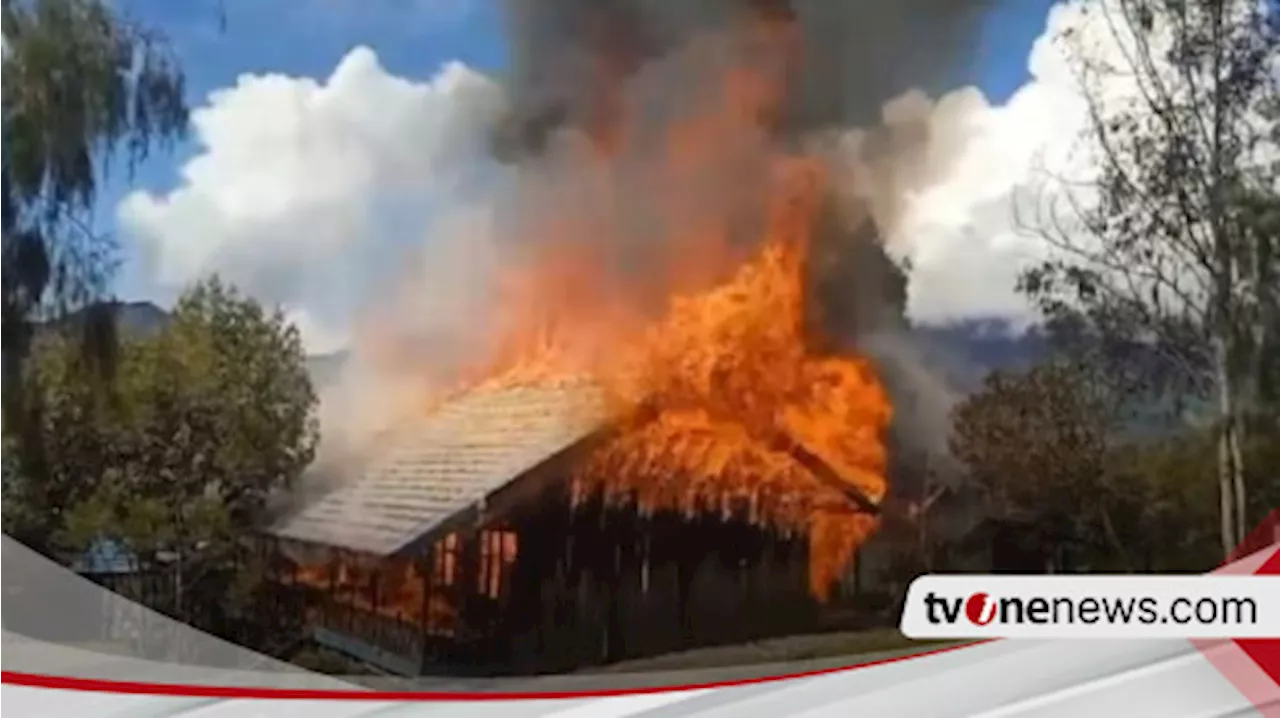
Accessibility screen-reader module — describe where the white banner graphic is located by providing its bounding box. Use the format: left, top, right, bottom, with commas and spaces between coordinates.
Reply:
4, 538, 1277, 715
900, 575, 1280, 639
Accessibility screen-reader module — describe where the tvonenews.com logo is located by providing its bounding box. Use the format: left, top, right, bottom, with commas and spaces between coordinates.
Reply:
921, 591, 1255, 627
899, 576, 1280, 639
965, 592, 997, 625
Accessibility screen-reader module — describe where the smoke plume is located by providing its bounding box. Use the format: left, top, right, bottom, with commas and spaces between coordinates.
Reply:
304, 0, 1003, 504
497, 0, 996, 145
491, 0, 998, 490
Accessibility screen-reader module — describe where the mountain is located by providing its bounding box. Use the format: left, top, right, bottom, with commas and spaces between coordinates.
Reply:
305, 350, 351, 390
41, 301, 171, 340
29, 301, 350, 389
30, 302, 1052, 395
913, 318, 1050, 393
102, 301, 172, 336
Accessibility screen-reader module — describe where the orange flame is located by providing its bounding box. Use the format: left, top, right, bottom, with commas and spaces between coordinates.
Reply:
447, 10, 890, 601
284, 531, 522, 634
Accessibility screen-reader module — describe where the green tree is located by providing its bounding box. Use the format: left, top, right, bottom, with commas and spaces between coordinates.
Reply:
4, 330, 121, 547
948, 360, 1132, 571
12, 278, 319, 623
1104, 430, 1223, 572
159, 277, 321, 527
949, 355, 1249, 573
1018, 0, 1280, 556
2, 0, 189, 531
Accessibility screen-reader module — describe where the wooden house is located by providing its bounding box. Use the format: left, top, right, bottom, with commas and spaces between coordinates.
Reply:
263, 378, 880, 676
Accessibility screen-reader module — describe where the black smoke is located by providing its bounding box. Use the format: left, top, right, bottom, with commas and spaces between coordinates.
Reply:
493, 0, 1001, 494
496, 0, 996, 148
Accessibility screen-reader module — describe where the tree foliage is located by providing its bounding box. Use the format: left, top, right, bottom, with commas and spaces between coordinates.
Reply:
1, 0, 189, 481
1017, 0, 1280, 554
948, 355, 1250, 573
1103, 430, 1223, 571
949, 360, 1125, 570
6, 278, 319, 620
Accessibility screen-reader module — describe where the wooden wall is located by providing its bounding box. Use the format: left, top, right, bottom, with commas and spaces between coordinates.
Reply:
272, 470, 840, 676
462, 484, 825, 675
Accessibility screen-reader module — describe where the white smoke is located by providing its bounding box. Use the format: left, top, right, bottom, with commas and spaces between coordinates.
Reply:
119, 1, 1149, 480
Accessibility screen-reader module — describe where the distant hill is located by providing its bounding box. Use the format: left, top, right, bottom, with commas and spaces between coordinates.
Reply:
41, 301, 171, 340
30, 301, 351, 390
913, 318, 1050, 393
30, 302, 1053, 395
305, 350, 351, 390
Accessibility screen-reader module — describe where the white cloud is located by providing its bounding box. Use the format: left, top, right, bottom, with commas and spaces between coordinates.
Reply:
118, 46, 505, 354
121, 0, 1164, 353
859, 0, 1132, 325
111, 2, 1167, 468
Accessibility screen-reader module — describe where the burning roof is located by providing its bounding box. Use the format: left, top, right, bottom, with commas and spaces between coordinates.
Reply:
272, 368, 885, 559
269, 378, 611, 556
286, 2, 905, 600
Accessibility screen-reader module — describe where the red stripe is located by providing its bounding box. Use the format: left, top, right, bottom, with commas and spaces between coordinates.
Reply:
1195, 513, 1280, 715
7, 516, 1276, 702
0, 640, 987, 701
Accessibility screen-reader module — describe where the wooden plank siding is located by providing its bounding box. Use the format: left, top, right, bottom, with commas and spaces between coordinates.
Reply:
262, 381, 877, 676
271, 455, 837, 676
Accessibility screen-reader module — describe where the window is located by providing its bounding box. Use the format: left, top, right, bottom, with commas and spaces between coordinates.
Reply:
478, 530, 519, 599
433, 533, 459, 586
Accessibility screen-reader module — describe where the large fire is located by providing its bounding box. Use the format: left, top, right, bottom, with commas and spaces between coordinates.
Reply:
460, 11, 894, 600
292, 8, 892, 616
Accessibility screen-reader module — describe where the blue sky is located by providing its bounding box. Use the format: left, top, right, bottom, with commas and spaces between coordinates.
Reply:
101, 0, 506, 216
102, 0, 1059, 305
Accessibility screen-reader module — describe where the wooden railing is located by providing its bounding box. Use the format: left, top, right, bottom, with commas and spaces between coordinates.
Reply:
317, 599, 426, 663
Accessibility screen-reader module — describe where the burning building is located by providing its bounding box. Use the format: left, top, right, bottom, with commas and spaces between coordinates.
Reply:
264, 0, 992, 676
264, 160, 892, 674
265, 372, 882, 675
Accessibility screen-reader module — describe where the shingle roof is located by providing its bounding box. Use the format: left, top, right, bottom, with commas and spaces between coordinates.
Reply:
269, 378, 612, 556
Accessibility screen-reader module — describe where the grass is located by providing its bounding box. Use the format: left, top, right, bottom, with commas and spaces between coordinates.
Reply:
578, 628, 966, 674
280, 628, 964, 679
